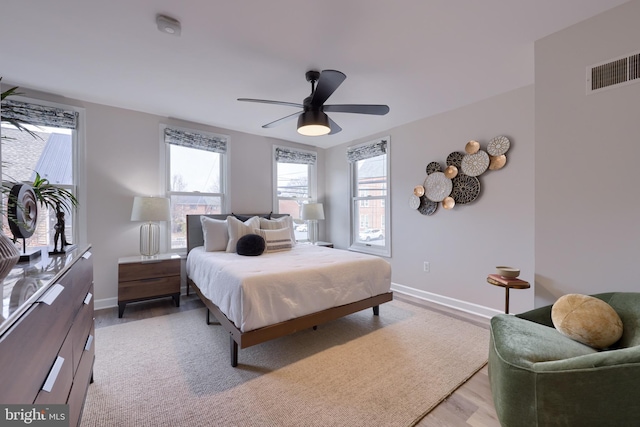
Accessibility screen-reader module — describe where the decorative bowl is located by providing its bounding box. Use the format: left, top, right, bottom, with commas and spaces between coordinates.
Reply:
496, 266, 520, 278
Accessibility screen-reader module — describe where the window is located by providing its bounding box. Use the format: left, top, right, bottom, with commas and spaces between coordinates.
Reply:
1, 98, 80, 249
164, 126, 227, 250
348, 137, 390, 257
273, 146, 317, 242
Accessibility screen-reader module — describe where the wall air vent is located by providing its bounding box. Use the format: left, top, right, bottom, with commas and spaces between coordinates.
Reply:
587, 51, 640, 94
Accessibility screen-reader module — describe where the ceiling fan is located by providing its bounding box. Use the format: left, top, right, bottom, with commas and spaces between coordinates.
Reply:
238, 69, 389, 136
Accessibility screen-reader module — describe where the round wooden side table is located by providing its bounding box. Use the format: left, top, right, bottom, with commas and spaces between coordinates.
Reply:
487, 274, 530, 314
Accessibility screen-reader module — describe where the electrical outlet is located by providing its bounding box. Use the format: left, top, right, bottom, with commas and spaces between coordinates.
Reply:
423, 261, 430, 273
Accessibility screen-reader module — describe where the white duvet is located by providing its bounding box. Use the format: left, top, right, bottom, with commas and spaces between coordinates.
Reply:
186, 244, 391, 332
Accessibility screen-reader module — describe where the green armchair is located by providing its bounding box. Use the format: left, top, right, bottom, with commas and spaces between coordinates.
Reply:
488, 292, 640, 426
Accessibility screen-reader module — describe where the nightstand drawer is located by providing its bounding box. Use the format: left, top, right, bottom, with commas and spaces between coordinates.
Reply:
118, 275, 180, 302
119, 258, 180, 282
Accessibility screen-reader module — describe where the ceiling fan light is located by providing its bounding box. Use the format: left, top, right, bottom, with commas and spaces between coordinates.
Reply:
297, 111, 330, 136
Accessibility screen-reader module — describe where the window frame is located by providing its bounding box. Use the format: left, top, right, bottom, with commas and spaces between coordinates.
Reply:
0, 95, 84, 247
349, 137, 391, 257
272, 145, 318, 242
161, 124, 228, 253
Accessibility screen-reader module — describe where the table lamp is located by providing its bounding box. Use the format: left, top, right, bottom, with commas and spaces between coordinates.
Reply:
301, 203, 324, 245
131, 196, 171, 256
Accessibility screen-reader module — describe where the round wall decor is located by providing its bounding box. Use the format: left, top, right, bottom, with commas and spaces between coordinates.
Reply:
424, 172, 453, 202
465, 140, 480, 154
461, 150, 489, 177
426, 161, 442, 175
489, 154, 507, 170
446, 151, 464, 168
409, 194, 421, 209
450, 174, 481, 205
418, 195, 438, 215
487, 136, 510, 156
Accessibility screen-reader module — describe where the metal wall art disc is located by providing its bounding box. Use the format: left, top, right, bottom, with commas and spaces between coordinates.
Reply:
444, 165, 458, 179
487, 136, 510, 156
413, 185, 425, 197
418, 195, 438, 215
489, 154, 507, 170
8, 184, 38, 239
424, 172, 453, 202
465, 140, 480, 154
450, 174, 481, 205
425, 161, 442, 175
461, 150, 490, 177
446, 151, 464, 168
409, 194, 420, 210
442, 196, 455, 210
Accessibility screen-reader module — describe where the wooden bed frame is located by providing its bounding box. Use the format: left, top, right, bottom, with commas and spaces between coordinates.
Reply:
186, 214, 393, 366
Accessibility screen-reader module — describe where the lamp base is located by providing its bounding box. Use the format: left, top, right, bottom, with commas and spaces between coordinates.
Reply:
140, 222, 160, 256
308, 220, 319, 245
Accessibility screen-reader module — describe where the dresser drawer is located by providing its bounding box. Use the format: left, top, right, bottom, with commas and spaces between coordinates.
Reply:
71, 253, 94, 308
0, 282, 75, 404
69, 286, 94, 374
68, 324, 95, 427
34, 335, 74, 404
119, 258, 180, 282
118, 275, 180, 302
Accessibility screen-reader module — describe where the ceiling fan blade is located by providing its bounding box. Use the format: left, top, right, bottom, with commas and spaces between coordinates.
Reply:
310, 70, 346, 107
238, 98, 303, 109
328, 117, 342, 135
262, 111, 303, 128
324, 104, 390, 115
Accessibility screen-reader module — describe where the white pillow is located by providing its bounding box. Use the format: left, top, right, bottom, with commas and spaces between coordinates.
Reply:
226, 215, 260, 253
200, 216, 228, 252
254, 227, 293, 252
259, 216, 296, 245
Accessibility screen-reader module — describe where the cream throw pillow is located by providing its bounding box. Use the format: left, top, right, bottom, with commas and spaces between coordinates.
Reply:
254, 227, 293, 252
226, 215, 260, 253
200, 216, 228, 252
259, 216, 296, 245
551, 293, 623, 349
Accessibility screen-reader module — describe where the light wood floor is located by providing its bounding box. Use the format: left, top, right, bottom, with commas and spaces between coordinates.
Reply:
94, 293, 500, 427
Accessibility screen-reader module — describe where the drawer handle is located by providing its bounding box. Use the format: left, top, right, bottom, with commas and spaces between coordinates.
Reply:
84, 292, 93, 305
42, 356, 65, 392
139, 277, 163, 282
85, 334, 94, 351
38, 284, 65, 305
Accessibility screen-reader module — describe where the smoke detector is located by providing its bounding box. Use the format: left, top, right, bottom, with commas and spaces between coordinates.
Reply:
156, 14, 181, 36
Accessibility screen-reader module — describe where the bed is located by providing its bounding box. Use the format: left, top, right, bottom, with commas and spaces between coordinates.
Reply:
185, 213, 393, 366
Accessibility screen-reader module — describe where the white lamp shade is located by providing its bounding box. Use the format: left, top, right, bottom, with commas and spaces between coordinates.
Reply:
301, 203, 325, 221
131, 197, 171, 222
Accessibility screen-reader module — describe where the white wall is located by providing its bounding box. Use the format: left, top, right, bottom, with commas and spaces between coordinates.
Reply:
534, 0, 640, 306
326, 86, 536, 316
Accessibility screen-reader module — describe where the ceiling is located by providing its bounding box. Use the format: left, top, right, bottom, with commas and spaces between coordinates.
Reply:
0, 0, 628, 149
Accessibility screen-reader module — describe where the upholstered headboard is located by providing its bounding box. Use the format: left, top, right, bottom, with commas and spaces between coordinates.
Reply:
186, 214, 289, 253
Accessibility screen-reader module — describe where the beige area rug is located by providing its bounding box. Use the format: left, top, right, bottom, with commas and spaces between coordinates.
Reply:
81, 300, 489, 427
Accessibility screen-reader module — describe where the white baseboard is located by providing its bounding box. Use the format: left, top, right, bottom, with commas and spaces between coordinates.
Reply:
391, 282, 501, 319
96, 283, 501, 319
95, 297, 117, 311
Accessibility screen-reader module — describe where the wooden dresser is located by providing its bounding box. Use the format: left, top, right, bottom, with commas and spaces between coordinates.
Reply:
0, 245, 94, 427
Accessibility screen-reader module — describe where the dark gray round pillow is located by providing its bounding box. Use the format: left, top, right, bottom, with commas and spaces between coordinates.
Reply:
236, 234, 266, 256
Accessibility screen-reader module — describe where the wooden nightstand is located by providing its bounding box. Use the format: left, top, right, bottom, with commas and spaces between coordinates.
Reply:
118, 253, 181, 318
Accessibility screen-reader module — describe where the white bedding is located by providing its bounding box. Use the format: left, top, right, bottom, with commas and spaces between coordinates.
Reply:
186, 244, 391, 332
